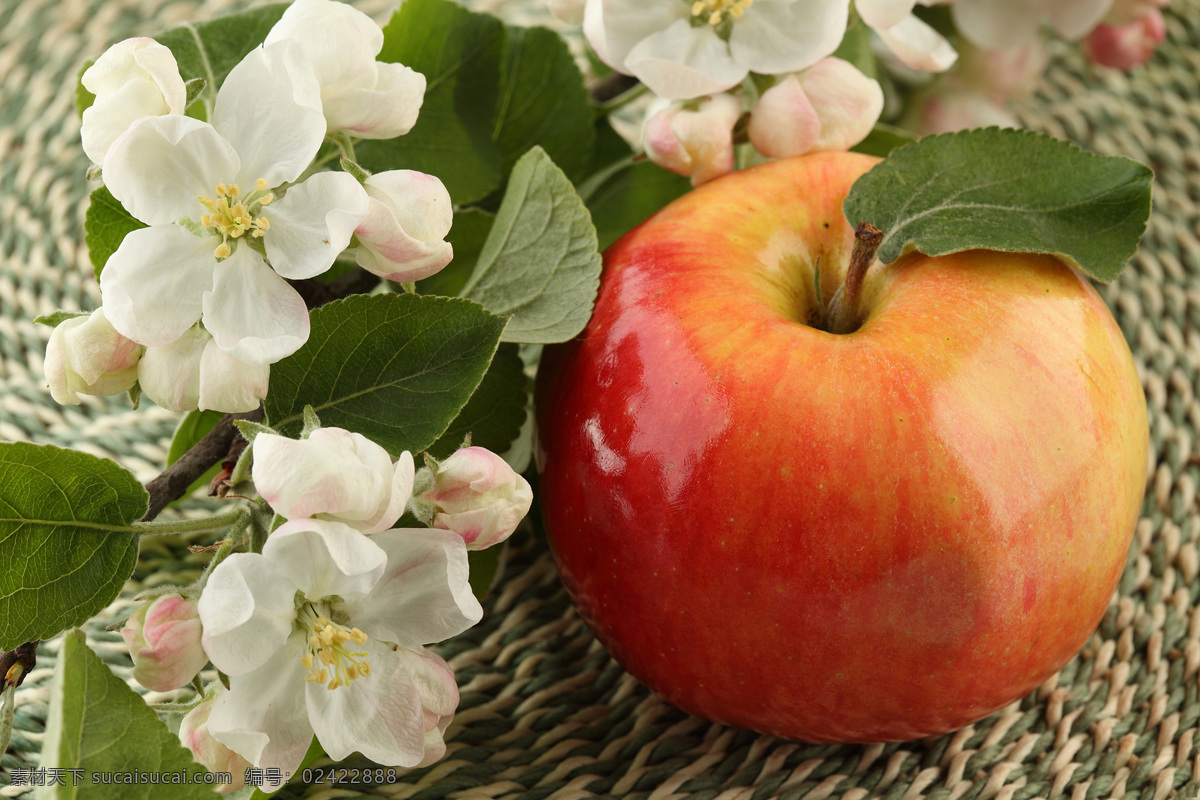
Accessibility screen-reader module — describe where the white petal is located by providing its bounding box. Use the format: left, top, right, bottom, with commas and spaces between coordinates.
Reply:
597, 0, 691, 73
263, 519, 388, 602
307, 638, 428, 765
1048, 0, 1114, 39
747, 74, 821, 158
208, 641, 314, 789
99, 225, 213, 346
377, 452, 417, 535
345, 529, 482, 646
356, 171, 454, 282
214, 42, 325, 187
856, 0, 917, 29
875, 14, 958, 72
198, 553, 297, 676
137, 326, 208, 412
264, 171, 369, 280
583, 0, 617, 69
952, 0, 1043, 50
198, 340, 269, 412
103, 115, 237, 226
801, 58, 885, 150
625, 21, 746, 100
203, 247, 310, 364
324, 63, 426, 140
729, 0, 849, 75
265, 0, 384, 82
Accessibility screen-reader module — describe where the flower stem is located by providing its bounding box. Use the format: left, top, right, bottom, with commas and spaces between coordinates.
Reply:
132, 506, 249, 538
823, 222, 884, 334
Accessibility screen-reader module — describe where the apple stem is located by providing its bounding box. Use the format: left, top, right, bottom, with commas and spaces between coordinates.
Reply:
824, 222, 884, 334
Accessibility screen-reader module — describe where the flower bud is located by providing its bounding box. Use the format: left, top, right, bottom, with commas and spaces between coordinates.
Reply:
252, 427, 415, 534
179, 692, 251, 793
396, 646, 459, 767
121, 594, 209, 693
1104, 0, 1167, 26
44, 308, 143, 405
956, 38, 1050, 102
355, 170, 454, 282
81, 38, 186, 166
642, 93, 742, 187
1083, 11, 1166, 70
418, 447, 533, 549
138, 327, 268, 413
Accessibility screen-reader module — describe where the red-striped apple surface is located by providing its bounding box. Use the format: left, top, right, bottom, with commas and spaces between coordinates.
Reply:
534, 151, 1148, 742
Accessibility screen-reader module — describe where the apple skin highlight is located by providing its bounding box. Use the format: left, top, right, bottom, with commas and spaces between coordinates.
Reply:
535, 152, 1149, 743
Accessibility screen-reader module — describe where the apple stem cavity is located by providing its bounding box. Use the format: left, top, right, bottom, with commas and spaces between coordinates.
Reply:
824, 222, 884, 335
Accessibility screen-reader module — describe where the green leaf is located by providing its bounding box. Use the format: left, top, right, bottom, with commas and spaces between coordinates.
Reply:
33, 311, 89, 328
851, 123, 917, 159
842, 128, 1155, 282
75, 61, 96, 117
358, 0, 505, 204
494, 26, 595, 182
39, 630, 218, 799
832, 16, 877, 80
462, 147, 603, 343
417, 208, 495, 298
0, 444, 146, 651
84, 186, 147, 278
166, 410, 227, 498
154, 4, 287, 95
587, 159, 692, 251
264, 294, 507, 457
468, 547, 503, 600
428, 343, 527, 459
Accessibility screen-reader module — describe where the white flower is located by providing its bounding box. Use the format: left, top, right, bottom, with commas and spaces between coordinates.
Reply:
121, 593, 209, 693
355, 171, 454, 282
265, 0, 426, 139
584, 0, 850, 100
748, 58, 883, 158
856, 0, 957, 72
955, 36, 1050, 102
198, 519, 480, 788
179, 690, 252, 794
414, 447, 534, 550
902, 85, 1020, 135
952, 0, 1113, 51
81, 38, 187, 165
43, 308, 142, 405
98, 41, 369, 366
252, 427, 416, 534
642, 93, 742, 187
138, 325, 269, 413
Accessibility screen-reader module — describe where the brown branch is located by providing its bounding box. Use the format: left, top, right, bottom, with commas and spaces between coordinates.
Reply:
289, 267, 382, 309
590, 73, 640, 105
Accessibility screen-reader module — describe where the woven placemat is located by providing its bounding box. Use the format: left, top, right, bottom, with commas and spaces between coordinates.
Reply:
3, 0, 1199, 798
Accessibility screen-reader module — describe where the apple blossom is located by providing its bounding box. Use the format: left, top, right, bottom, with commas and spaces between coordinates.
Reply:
583, 0, 849, 100
951, 0, 1113, 51
264, 0, 426, 139
179, 691, 252, 794
355, 170, 454, 282
902, 86, 1020, 134
747, 58, 883, 158
80, 37, 186, 166
121, 593, 209, 693
1083, 11, 1166, 69
198, 519, 480, 788
413, 446, 534, 550
137, 325, 268, 413
855, 0, 957, 72
642, 93, 742, 187
98, 41, 369, 366
43, 308, 142, 405
955, 37, 1050, 102
252, 427, 416, 534
1103, 0, 1167, 25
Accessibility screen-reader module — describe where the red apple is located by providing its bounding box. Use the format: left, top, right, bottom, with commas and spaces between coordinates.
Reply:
534, 151, 1148, 742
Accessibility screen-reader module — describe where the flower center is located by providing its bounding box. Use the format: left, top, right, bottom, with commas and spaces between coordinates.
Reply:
197, 178, 275, 260
297, 605, 371, 690
690, 0, 752, 26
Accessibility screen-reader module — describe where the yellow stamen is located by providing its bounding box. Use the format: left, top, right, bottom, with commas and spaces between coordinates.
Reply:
214, 242, 232, 259
689, 0, 752, 26
197, 178, 272, 257
298, 608, 371, 691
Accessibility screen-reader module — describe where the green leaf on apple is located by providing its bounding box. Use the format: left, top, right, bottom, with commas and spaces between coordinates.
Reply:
843, 127, 1154, 282
40, 630, 217, 799
0, 443, 146, 650
461, 146, 603, 344
264, 293, 507, 458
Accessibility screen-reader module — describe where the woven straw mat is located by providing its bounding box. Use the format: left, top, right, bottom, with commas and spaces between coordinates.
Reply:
2, 0, 1200, 798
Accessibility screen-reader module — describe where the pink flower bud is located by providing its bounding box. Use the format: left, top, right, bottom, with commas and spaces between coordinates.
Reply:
121, 594, 208, 692
642, 94, 742, 187
355, 170, 454, 283
179, 692, 251, 793
422, 447, 533, 549
1084, 11, 1166, 70
252, 427, 415, 534
44, 308, 143, 405
396, 646, 459, 767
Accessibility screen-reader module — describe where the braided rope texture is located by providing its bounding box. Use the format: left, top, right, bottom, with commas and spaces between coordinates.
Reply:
2, 0, 1199, 799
